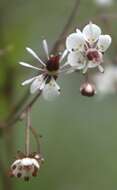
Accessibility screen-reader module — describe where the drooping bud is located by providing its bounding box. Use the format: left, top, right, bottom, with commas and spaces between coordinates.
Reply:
80, 82, 96, 97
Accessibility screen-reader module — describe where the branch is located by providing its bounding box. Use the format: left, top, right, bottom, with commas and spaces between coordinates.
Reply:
5, 0, 80, 128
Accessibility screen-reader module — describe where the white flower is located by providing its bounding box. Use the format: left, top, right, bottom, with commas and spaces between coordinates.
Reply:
9, 152, 44, 181
66, 22, 112, 73
19, 40, 69, 101
94, 0, 114, 7
93, 65, 117, 96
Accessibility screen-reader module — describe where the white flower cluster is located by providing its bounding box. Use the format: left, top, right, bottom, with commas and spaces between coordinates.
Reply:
19, 22, 112, 98
66, 22, 111, 74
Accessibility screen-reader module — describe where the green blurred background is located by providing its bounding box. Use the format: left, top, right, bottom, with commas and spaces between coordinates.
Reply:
0, 0, 117, 189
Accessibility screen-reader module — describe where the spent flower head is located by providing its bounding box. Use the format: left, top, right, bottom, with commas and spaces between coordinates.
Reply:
9, 151, 44, 181
19, 40, 70, 101
66, 22, 112, 74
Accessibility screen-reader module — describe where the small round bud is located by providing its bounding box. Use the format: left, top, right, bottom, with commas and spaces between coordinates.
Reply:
80, 83, 96, 97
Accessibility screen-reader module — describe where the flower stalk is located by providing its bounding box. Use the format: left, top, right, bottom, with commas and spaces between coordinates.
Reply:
25, 107, 31, 156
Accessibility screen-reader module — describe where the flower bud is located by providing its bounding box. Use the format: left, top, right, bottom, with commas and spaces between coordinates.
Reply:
80, 83, 96, 97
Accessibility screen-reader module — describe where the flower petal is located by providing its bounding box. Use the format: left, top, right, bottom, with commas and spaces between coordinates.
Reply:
42, 39, 49, 60
26, 47, 45, 66
30, 74, 45, 94
42, 78, 60, 101
59, 49, 68, 63
83, 22, 101, 44
11, 159, 21, 168
22, 76, 37, 86
66, 32, 85, 52
97, 35, 112, 52
19, 62, 43, 71
67, 51, 86, 69
98, 65, 104, 73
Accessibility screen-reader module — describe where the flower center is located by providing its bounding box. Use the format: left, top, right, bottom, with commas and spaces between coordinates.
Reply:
86, 49, 100, 62
46, 55, 60, 72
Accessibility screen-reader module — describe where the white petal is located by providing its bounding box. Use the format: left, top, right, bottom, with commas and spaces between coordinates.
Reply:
32, 159, 40, 169
59, 49, 68, 63
42, 39, 49, 60
67, 51, 86, 69
66, 32, 85, 52
83, 22, 101, 44
98, 65, 104, 73
97, 35, 112, 52
26, 47, 45, 66
42, 78, 60, 101
30, 74, 44, 94
22, 158, 33, 166
11, 159, 21, 167
22, 76, 37, 86
40, 79, 46, 90
19, 62, 43, 71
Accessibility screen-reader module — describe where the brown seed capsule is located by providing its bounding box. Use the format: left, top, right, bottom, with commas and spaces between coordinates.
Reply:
80, 83, 96, 97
